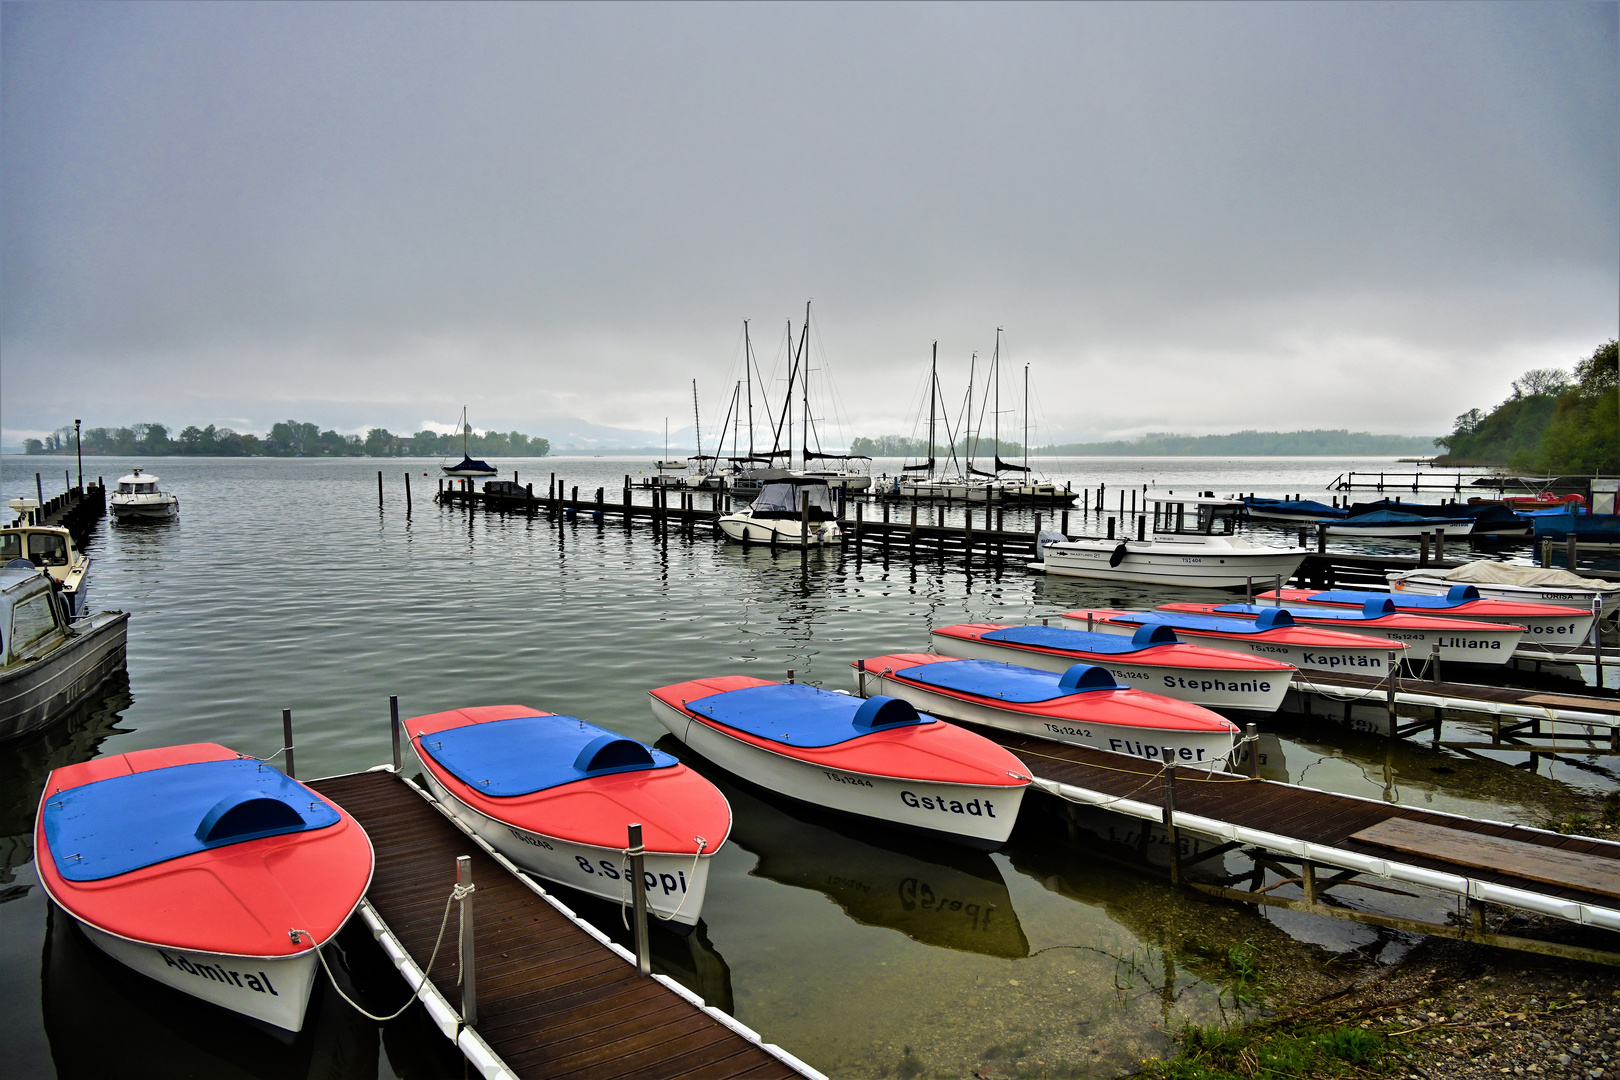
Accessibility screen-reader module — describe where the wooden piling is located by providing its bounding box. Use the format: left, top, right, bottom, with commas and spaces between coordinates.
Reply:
378, 470, 384, 508
405, 472, 412, 512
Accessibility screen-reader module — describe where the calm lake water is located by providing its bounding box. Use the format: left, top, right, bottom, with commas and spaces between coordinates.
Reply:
1, 455, 1612, 1080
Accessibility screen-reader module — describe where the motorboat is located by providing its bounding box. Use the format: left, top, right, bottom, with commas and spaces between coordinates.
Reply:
410, 705, 730, 927
1159, 600, 1524, 665
1059, 608, 1405, 675
1035, 493, 1308, 589
856, 653, 1240, 770
1320, 510, 1476, 539
1241, 497, 1346, 523
35, 742, 374, 1033
1386, 562, 1619, 618
930, 622, 1294, 711
0, 524, 90, 616
648, 676, 1030, 850
1259, 586, 1595, 647
1, 562, 128, 741
715, 477, 842, 546
110, 468, 178, 520
440, 406, 498, 477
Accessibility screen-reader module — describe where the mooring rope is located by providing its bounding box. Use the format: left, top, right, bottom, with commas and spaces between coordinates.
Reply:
290, 880, 474, 1023
619, 836, 708, 930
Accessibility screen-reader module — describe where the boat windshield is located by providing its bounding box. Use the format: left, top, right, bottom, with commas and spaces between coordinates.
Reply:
1153, 502, 1240, 535
0, 534, 19, 561
27, 534, 68, 566
753, 483, 834, 518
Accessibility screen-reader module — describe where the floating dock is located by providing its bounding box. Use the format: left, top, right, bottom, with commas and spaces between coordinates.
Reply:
308, 768, 823, 1080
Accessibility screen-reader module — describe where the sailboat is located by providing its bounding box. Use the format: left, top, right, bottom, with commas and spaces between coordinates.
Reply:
996, 359, 1076, 507
896, 343, 978, 500
441, 406, 498, 477
653, 418, 688, 486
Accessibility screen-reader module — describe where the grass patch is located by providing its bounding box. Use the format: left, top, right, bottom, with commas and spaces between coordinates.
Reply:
1137, 1021, 1399, 1079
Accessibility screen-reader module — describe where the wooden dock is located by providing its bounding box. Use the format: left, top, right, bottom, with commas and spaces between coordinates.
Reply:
13, 479, 105, 542
309, 769, 822, 1080
973, 727, 1620, 965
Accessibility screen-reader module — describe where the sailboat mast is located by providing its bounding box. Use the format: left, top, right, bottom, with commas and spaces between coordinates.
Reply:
692, 380, 702, 462
928, 342, 938, 481
801, 301, 811, 471
1023, 362, 1030, 474
993, 329, 1001, 470
744, 320, 755, 459
965, 352, 976, 473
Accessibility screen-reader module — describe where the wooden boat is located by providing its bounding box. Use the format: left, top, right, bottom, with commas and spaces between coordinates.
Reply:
35, 743, 373, 1033
1158, 600, 1523, 665
856, 653, 1240, 770
0, 524, 90, 616
109, 467, 178, 520
649, 677, 1029, 850
410, 705, 730, 926
1259, 586, 1595, 648
1, 562, 128, 741
1059, 608, 1405, 675
930, 622, 1294, 711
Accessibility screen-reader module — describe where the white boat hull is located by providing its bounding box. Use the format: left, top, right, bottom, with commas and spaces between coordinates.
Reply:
649, 698, 1021, 848
1251, 619, 1520, 665
715, 513, 842, 546
1388, 573, 1619, 620
418, 769, 712, 926
75, 919, 320, 1032
1322, 521, 1476, 538
928, 634, 1290, 712
1039, 540, 1307, 589
110, 496, 178, 519
1060, 615, 1396, 675
1283, 597, 1594, 648
859, 670, 1237, 769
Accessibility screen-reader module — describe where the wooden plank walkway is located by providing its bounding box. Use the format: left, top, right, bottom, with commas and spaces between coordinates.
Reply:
309, 770, 815, 1080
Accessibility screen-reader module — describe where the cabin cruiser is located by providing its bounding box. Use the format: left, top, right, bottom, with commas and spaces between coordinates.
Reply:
716, 477, 843, 546
110, 468, 178, 520
0, 561, 128, 740
1035, 492, 1308, 589
0, 525, 90, 616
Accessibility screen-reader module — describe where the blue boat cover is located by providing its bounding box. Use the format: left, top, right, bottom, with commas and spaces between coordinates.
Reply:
981, 623, 1179, 654
895, 659, 1118, 702
1216, 599, 1395, 621
1244, 497, 1346, 518
1308, 586, 1480, 609
684, 684, 934, 747
1332, 510, 1461, 528
1112, 609, 1295, 634
418, 715, 677, 797
41, 759, 341, 883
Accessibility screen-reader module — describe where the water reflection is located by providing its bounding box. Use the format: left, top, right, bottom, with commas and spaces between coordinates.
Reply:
674, 741, 1030, 959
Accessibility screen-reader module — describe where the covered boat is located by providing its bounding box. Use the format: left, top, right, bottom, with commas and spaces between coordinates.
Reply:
1386, 561, 1619, 618
649, 677, 1029, 849
1320, 509, 1476, 538
930, 622, 1294, 711
1259, 586, 1595, 647
715, 477, 842, 546
1241, 496, 1346, 523
35, 743, 373, 1033
1059, 608, 1405, 674
1158, 600, 1524, 665
440, 406, 499, 477
1346, 499, 1529, 537
857, 653, 1240, 769
1530, 512, 1620, 550
411, 705, 729, 926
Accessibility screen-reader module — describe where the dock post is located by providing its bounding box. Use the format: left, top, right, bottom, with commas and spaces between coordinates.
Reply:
1245, 577, 1253, 603
36, 473, 44, 509
1302, 862, 1317, 907
1032, 513, 1041, 560
1430, 641, 1443, 685
405, 472, 411, 513
1567, 535, 1578, 571
456, 855, 478, 1024
1107, 516, 1115, 539
1541, 539, 1552, 568
909, 506, 917, 553
801, 492, 811, 557
1419, 531, 1430, 566
883, 501, 890, 525
1386, 651, 1398, 733
628, 824, 651, 976
1435, 526, 1445, 562
1273, 574, 1282, 604
1591, 597, 1604, 689
1245, 723, 1259, 778
390, 695, 401, 772
1137, 515, 1145, 541
378, 471, 384, 508
282, 710, 296, 778
1161, 756, 1180, 886
855, 500, 864, 544
1061, 510, 1069, 535
1316, 525, 1325, 554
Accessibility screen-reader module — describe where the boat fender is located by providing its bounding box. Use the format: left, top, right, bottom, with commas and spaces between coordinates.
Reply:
1108, 543, 1129, 567
195, 792, 308, 845
1254, 607, 1295, 629
1058, 664, 1118, 692
1362, 598, 1396, 617
574, 735, 656, 774
852, 695, 921, 731
1445, 584, 1481, 602
1130, 624, 1178, 647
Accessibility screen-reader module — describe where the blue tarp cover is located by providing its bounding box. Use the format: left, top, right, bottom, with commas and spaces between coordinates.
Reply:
1112, 610, 1293, 635
1215, 600, 1394, 621
41, 759, 340, 883
1244, 497, 1345, 518
1332, 510, 1461, 527
1308, 587, 1480, 609
685, 684, 934, 747
981, 624, 1177, 654
896, 659, 1116, 702
419, 715, 676, 796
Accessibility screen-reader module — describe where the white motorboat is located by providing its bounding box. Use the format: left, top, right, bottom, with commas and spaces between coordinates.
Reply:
109, 468, 178, 520
1035, 493, 1308, 589
716, 477, 843, 546
1, 562, 128, 740
0, 525, 90, 616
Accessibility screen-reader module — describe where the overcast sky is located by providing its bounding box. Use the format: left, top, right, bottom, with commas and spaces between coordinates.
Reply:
3, 1, 1616, 448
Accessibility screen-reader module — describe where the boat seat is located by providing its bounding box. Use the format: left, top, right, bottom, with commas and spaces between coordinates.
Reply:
418, 716, 677, 796
981, 623, 1178, 653
685, 684, 934, 747
895, 659, 1119, 703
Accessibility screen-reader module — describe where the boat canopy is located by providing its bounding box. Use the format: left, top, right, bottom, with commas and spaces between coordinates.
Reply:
418, 715, 677, 796
981, 623, 1180, 654
685, 684, 933, 747
751, 480, 836, 520
1244, 497, 1345, 518
1150, 496, 1243, 536
1216, 600, 1397, 621
1114, 609, 1296, 635
895, 659, 1118, 702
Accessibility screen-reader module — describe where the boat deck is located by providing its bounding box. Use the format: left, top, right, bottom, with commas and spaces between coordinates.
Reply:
309, 770, 817, 1080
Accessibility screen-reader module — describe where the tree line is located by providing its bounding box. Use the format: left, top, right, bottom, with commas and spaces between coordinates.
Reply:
22, 421, 550, 458
1434, 341, 1617, 472
850, 435, 1026, 458
851, 430, 1436, 457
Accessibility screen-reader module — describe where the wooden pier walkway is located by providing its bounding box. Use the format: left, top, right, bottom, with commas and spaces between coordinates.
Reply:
973, 726, 1620, 964
309, 769, 821, 1080
12, 479, 105, 542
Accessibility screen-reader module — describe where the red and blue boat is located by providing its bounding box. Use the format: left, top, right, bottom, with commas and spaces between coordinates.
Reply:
35, 743, 374, 1033
1158, 600, 1524, 665
1060, 608, 1405, 675
931, 622, 1294, 711
649, 677, 1030, 850
410, 705, 730, 927
857, 653, 1240, 769
1259, 586, 1594, 647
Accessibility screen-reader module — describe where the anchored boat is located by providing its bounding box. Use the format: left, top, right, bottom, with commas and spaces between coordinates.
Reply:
0, 523, 90, 616
1059, 608, 1405, 675
715, 477, 842, 546
440, 406, 498, 477
110, 467, 178, 520
410, 705, 730, 927
1259, 586, 1595, 648
856, 653, 1240, 770
1320, 510, 1477, 539
649, 677, 1029, 850
35, 743, 374, 1033
930, 622, 1294, 711
1158, 600, 1524, 665
1, 562, 128, 741
1386, 562, 1620, 618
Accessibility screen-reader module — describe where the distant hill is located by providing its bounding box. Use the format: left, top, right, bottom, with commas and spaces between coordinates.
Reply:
1040, 430, 1437, 456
